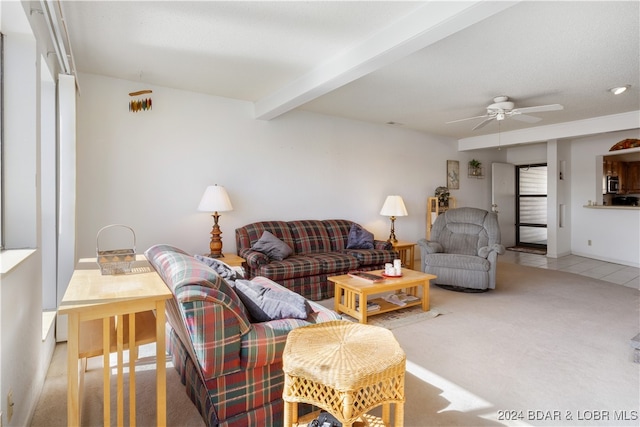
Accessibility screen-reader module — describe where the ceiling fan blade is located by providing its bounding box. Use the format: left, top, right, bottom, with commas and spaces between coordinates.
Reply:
446, 114, 489, 124
513, 104, 564, 114
510, 113, 542, 123
472, 116, 495, 131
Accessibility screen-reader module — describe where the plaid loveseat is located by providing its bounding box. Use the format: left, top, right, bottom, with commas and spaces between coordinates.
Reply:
145, 244, 342, 427
235, 219, 397, 300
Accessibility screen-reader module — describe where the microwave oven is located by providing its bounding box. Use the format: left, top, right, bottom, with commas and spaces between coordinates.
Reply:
606, 176, 619, 194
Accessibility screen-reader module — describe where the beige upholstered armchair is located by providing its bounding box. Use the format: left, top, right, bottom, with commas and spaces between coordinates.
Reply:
418, 207, 505, 291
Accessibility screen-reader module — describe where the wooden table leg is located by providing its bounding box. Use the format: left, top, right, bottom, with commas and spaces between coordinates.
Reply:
334, 285, 343, 314
103, 317, 111, 426
129, 313, 137, 427
421, 281, 429, 311
360, 291, 368, 324
156, 301, 167, 426
67, 313, 80, 426
116, 314, 124, 426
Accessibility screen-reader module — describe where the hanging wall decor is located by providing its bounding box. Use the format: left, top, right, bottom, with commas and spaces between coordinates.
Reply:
446, 160, 460, 189
128, 89, 153, 112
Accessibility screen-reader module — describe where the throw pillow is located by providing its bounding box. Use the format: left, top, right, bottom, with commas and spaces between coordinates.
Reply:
251, 230, 293, 260
194, 254, 238, 280
346, 223, 375, 249
233, 279, 309, 322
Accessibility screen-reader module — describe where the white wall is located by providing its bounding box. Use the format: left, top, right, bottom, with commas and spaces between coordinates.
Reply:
0, 253, 43, 427
506, 142, 547, 165
1, 3, 55, 426
462, 111, 639, 263
554, 140, 572, 257
570, 129, 640, 266
503, 132, 640, 266
75, 74, 640, 268
75, 73, 503, 260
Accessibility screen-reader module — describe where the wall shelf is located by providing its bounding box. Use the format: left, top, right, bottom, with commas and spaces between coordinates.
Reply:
468, 166, 484, 178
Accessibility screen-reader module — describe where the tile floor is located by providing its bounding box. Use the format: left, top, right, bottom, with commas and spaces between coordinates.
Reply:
500, 249, 640, 290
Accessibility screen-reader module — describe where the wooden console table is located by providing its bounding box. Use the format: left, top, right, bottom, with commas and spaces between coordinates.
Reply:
58, 255, 172, 426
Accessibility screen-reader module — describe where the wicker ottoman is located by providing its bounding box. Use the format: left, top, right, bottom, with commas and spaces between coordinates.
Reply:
282, 320, 406, 427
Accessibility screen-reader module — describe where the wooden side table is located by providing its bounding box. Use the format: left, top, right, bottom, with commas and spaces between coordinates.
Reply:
58, 256, 172, 427
220, 253, 245, 268
391, 241, 416, 270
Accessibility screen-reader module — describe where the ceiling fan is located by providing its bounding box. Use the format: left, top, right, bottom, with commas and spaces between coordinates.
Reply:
447, 96, 564, 131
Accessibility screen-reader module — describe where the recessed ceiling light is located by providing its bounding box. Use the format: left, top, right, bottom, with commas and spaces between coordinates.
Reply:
610, 85, 630, 95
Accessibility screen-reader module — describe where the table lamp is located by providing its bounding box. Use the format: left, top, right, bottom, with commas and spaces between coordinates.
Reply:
380, 195, 408, 243
198, 184, 233, 258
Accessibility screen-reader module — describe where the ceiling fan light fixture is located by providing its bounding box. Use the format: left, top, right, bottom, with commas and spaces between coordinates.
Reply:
610, 85, 630, 95
446, 95, 563, 131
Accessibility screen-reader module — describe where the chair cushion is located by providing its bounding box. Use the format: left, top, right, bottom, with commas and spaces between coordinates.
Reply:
307, 252, 359, 274
424, 253, 490, 271
438, 227, 483, 255
289, 220, 332, 254
322, 219, 354, 251
255, 255, 323, 281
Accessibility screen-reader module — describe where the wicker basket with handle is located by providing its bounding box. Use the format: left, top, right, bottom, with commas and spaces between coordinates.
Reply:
96, 224, 136, 275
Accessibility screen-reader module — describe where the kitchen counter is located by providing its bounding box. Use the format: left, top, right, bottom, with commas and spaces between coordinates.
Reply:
583, 205, 640, 210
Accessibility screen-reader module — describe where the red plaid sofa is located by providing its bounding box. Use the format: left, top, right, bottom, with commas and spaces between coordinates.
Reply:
145, 244, 342, 427
235, 219, 398, 301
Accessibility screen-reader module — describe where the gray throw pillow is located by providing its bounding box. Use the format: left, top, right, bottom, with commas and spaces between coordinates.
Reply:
346, 223, 375, 249
233, 279, 309, 322
194, 254, 238, 280
251, 230, 293, 260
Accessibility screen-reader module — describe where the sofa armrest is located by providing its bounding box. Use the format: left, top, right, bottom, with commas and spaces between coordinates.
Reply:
374, 239, 392, 250
238, 248, 270, 268
417, 238, 443, 254
478, 243, 506, 258
176, 284, 251, 380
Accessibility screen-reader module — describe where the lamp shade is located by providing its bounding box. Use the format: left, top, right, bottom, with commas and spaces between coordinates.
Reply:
380, 195, 408, 217
198, 185, 233, 212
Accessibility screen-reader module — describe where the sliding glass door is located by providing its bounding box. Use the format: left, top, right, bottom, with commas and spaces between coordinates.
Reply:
516, 164, 547, 248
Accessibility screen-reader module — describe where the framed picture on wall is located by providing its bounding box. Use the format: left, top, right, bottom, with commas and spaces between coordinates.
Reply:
447, 160, 460, 189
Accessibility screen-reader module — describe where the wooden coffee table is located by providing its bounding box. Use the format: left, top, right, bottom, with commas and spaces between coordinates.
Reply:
328, 269, 436, 324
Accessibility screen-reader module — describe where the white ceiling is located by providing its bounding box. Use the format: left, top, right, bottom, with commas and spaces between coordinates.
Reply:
47, 1, 640, 140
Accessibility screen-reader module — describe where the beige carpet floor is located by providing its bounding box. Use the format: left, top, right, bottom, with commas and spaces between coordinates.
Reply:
31, 262, 640, 426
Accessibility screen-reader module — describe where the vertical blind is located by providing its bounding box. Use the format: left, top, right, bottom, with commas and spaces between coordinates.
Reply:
518, 165, 547, 246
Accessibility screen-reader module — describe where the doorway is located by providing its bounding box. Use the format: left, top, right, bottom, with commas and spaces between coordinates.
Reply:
491, 162, 516, 248
516, 164, 548, 249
